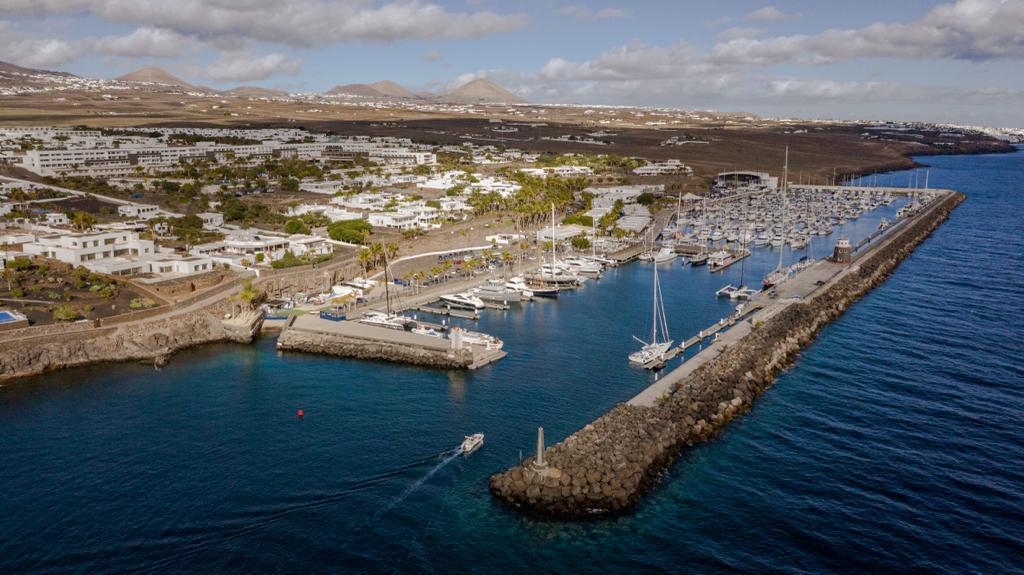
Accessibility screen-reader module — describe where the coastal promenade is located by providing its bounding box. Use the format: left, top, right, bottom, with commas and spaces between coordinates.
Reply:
490, 187, 964, 517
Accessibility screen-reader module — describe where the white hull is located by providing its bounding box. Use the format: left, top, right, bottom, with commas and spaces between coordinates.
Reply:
628, 341, 674, 366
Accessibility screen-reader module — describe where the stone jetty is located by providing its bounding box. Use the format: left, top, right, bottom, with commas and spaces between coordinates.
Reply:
276, 314, 506, 369
490, 190, 964, 517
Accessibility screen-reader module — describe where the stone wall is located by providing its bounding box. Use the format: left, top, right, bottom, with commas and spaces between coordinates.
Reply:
276, 326, 476, 369
489, 191, 965, 517
0, 295, 249, 380
0, 256, 360, 381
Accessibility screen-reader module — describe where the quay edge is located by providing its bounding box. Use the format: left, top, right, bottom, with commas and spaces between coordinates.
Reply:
489, 190, 966, 518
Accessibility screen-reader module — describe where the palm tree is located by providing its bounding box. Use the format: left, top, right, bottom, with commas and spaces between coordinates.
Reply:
357, 247, 373, 274
71, 211, 95, 231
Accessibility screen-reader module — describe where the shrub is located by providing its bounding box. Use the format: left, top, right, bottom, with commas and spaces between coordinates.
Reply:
10, 287, 24, 298
6, 257, 33, 271
327, 219, 372, 243
570, 234, 591, 250
52, 305, 81, 322
270, 250, 303, 269
129, 297, 157, 309
284, 219, 310, 235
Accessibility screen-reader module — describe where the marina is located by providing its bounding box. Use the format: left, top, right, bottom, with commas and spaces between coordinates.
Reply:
491, 183, 964, 516
3, 148, 1021, 574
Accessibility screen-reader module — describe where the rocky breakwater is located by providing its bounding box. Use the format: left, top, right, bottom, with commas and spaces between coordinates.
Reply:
490, 191, 965, 517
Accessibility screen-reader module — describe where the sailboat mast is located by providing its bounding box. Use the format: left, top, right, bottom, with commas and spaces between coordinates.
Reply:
651, 262, 658, 344
778, 146, 789, 272
383, 246, 392, 316
550, 203, 556, 280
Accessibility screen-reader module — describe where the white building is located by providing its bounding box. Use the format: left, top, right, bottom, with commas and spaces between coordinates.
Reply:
19, 229, 214, 277
118, 203, 160, 220
197, 212, 224, 229
633, 159, 692, 176
367, 211, 420, 231
44, 213, 69, 226
536, 224, 589, 242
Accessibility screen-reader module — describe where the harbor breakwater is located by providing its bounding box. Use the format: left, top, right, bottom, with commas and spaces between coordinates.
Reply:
276, 322, 481, 370
489, 190, 965, 517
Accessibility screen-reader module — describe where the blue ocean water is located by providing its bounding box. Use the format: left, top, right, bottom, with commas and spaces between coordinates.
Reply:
1, 149, 1022, 574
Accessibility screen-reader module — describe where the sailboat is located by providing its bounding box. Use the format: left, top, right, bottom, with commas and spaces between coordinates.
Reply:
358, 246, 415, 330
690, 194, 710, 266
763, 146, 791, 289
629, 261, 674, 369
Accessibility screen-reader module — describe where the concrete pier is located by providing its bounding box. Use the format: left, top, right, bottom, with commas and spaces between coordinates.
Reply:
277, 314, 506, 370
490, 188, 964, 517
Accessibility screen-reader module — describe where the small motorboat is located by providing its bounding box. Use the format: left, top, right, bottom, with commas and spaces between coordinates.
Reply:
460, 433, 484, 454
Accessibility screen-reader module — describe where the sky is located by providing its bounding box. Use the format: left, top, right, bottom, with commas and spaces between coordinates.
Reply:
2, 0, 1023, 127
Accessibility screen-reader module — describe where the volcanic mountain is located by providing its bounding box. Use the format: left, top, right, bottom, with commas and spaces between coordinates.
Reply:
325, 83, 384, 97
226, 86, 288, 98
117, 67, 195, 88
439, 78, 525, 104
369, 80, 418, 99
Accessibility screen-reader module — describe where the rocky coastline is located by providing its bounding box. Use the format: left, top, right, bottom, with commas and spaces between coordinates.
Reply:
0, 259, 359, 381
489, 191, 965, 517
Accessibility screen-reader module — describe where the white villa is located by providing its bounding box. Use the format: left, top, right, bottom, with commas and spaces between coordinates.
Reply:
19, 229, 214, 277
117, 203, 160, 219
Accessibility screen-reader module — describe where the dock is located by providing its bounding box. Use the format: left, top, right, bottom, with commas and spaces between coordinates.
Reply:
277, 314, 506, 370
708, 250, 750, 272
412, 305, 479, 320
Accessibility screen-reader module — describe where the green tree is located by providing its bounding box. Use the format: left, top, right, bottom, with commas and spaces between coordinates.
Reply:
284, 219, 310, 235
327, 219, 372, 243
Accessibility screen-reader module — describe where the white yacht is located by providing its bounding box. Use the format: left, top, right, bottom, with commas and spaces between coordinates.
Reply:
440, 292, 485, 309
504, 276, 535, 298
460, 433, 484, 454
564, 256, 603, 277
629, 262, 674, 369
716, 284, 738, 298
449, 327, 504, 350
473, 279, 527, 303
652, 247, 677, 264
358, 310, 413, 330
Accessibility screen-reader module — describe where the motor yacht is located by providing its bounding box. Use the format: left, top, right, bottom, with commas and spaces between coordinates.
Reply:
460, 433, 484, 454
440, 292, 485, 309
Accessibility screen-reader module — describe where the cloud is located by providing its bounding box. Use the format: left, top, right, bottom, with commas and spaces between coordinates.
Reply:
715, 27, 764, 42
558, 5, 627, 21
0, 21, 79, 67
203, 52, 301, 82
420, 50, 441, 62
715, 0, 1024, 65
90, 27, 195, 58
3, 1, 527, 47
744, 6, 799, 22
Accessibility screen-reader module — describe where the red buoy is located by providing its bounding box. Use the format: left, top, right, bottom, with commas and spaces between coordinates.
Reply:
297, 409, 305, 418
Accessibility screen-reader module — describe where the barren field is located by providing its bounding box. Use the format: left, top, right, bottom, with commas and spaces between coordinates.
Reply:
1, 89, 1012, 183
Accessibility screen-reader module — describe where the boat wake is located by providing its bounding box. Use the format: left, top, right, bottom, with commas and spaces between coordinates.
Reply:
136, 449, 460, 572
371, 448, 461, 522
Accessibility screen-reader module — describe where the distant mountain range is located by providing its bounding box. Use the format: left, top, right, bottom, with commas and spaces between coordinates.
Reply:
0, 61, 528, 104
324, 77, 525, 104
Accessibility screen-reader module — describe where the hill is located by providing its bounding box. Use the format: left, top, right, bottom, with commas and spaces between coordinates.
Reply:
0, 61, 75, 78
439, 78, 525, 104
325, 83, 383, 97
226, 86, 288, 98
117, 67, 193, 88
370, 80, 418, 99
